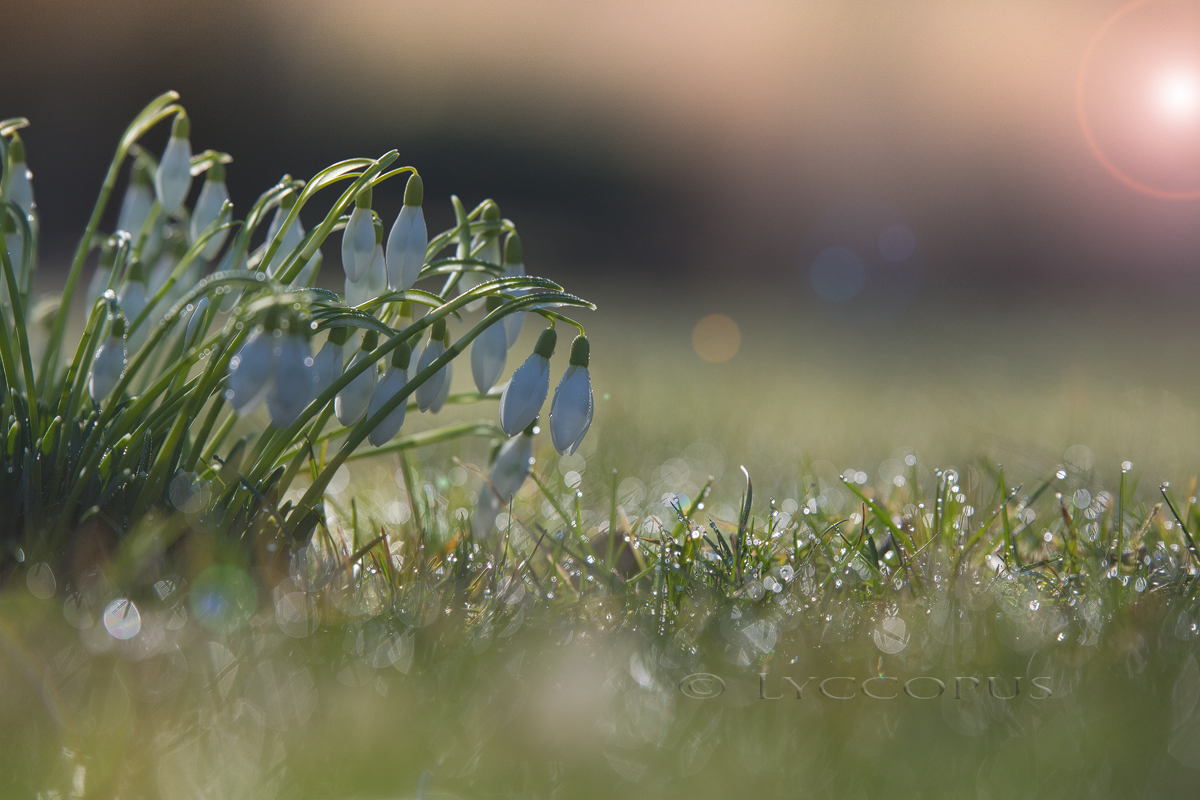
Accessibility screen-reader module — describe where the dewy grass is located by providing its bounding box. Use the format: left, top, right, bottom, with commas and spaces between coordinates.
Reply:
5, 96, 1200, 798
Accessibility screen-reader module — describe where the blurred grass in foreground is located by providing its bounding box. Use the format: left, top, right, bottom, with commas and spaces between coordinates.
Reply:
6, 300, 1200, 798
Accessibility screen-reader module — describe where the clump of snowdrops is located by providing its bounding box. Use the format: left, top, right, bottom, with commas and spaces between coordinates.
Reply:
0, 92, 595, 589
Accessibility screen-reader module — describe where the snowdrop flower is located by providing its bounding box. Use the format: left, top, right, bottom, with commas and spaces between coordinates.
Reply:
498, 327, 555, 436
267, 329, 316, 428
261, 191, 304, 277
4, 135, 35, 217
341, 186, 375, 283
183, 296, 210, 350
472, 421, 535, 539
428, 361, 452, 413
89, 316, 127, 403
415, 318, 449, 412
190, 160, 231, 260
155, 113, 193, 217
335, 329, 378, 426
117, 160, 154, 239
385, 172, 426, 291
549, 335, 593, 455
344, 218, 385, 307
502, 232, 526, 347
366, 342, 412, 445
119, 260, 149, 349
226, 325, 278, 413
471, 297, 507, 394
312, 326, 348, 399
293, 247, 323, 288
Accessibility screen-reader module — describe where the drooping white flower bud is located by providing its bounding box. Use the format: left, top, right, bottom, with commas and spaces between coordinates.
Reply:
366, 219, 387, 296
119, 260, 148, 347
183, 296, 210, 350
190, 161, 231, 261
549, 335, 593, 455
341, 186, 376, 283
226, 326, 277, 413
472, 422, 534, 539
343, 220, 385, 307
262, 191, 304, 277
293, 247, 323, 288
385, 173, 426, 291
428, 360, 452, 413
502, 232, 526, 347
367, 342, 412, 446
498, 327, 555, 436
471, 297, 507, 394
415, 318, 448, 412
267, 330, 316, 428
335, 330, 378, 426
89, 316, 127, 402
117, 160, 155, 239
4, 136, 35, 217
312, 326, 348, 398
155, 114, 193, 217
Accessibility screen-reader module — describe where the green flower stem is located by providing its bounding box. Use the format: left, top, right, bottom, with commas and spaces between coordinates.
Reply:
194, 406, 237, 475
0, 206, 40, 435
39, 92, 182, 396
183, 396, 226, 473
286, 288, 594, 531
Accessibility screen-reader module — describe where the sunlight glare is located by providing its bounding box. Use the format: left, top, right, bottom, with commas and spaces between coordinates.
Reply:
1155, 68, 1200, 120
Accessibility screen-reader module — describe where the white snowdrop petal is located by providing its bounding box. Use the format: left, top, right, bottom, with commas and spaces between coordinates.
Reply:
155, 136, 193, 216
5, 165, 34, 216
88, 336, 127, 402
429, 361, 452, 413
226, 330, 276, 413
366, 366, 408, 445
385, 205, 427, 291
341, 207, 375, 283
191, 180, 231, 260
262, 208, 304, 277
414, 340, 446, 412
116, 183, 154, 238
471, 322, 507, 395
312, 340, 344, 398
488, 432, 534, 502
267, 335, 315, 428
335, 350, 376, 426
498, 354, 550, 436
367, 244, 387, 297
550, 365, 593, 455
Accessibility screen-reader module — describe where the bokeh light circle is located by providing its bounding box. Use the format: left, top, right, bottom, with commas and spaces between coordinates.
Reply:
810, 247, 866, 302
1076, 0, 1200, 199
189, 564, 258, 632
103, 598, 142, 640
692, 314, 741, 363
800, 201, 924, 324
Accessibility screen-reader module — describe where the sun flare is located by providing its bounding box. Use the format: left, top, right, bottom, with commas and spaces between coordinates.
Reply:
1155, 68, 1200, 120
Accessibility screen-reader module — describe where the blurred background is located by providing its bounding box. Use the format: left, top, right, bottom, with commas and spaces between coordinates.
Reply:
5, 0, 1200, 488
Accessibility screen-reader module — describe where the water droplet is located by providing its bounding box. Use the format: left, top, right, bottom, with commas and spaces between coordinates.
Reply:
103, 598, 142, 640
25, 563, 55, 599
